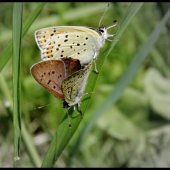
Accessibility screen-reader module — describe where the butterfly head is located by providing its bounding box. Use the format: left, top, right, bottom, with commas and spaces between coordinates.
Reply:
98, 3, 118, 41
97, 19, 118, 42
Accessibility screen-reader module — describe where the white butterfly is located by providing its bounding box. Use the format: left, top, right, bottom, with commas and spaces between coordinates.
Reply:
34, 3, 118, 73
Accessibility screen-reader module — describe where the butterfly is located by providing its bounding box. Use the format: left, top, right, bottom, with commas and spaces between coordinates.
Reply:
62, 63, 92, 118
30, 58, 92, 127
34, 3, 118, 73
30, 58, 81, 100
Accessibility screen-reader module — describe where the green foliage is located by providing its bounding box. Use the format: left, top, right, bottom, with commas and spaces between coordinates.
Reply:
13, 2, 23, 166
0, 2, 170, 168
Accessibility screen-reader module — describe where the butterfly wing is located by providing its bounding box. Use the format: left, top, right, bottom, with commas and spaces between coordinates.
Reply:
61, 63, 92, 106
30, 60, 65, 100
35, 26, 101, 65
60, 57, 81, 78
30, 58, 82, 100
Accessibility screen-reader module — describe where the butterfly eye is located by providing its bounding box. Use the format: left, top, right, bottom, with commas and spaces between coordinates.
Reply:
99, 29, 104, 33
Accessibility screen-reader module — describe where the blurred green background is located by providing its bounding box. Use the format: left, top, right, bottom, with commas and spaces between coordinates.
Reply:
0, 2, 170, 167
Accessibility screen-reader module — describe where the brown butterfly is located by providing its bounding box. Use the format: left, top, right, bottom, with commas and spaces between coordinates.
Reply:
31, 58, 81, 100
31, 57, 92, 127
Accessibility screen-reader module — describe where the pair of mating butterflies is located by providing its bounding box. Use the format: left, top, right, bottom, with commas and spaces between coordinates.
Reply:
30, 3, 118, 127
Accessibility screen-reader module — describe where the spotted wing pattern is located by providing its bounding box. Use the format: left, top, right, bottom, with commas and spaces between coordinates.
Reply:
61, 63, 92, 106
30, 58, 81, 100
35, 26, 101, 65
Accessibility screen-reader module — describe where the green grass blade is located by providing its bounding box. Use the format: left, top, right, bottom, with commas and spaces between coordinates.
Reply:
0, 72, 42, 167
21, 123, 42, 167
68, 2, 144, 162
0, 2, 46, 72
0, 42, 13, 72
41, 3, 143, 167
13, 2, 23, 167
12, 3, 45, 167
71, 4, 170, 160
22, 2, 46, 36
107, 3, 144, 55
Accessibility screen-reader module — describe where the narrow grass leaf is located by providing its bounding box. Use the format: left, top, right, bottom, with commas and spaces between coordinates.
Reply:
0, 3, 46, 72
0, 72, 42, 167
13, 2, 23, 167
21, 123, 42, 167
71, 4, 170, 161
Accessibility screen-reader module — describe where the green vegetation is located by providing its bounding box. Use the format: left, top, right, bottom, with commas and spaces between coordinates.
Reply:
0, 2, 170, 167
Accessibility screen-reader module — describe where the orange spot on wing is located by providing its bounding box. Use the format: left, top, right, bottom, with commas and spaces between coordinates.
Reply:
46, 35, 50, 39
55, 30, 65, 34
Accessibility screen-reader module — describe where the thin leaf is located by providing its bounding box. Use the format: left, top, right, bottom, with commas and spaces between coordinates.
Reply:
11, 2, 45, 167
41, 3, 143, 167
13, 2, 23, 167
71, 3, 170, 161
0, 2, 46, 72
21, 123, 42, 167
0, 72, 42, 167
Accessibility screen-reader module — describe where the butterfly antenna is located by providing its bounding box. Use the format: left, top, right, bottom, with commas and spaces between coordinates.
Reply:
34, 102, 62, 110
105, 20, 118, 28
106, 20, 118, 30
98, 3, 110, 27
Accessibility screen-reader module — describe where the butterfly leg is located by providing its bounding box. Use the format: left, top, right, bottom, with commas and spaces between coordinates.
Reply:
108, 33, 116, 37
93, 58, 99, 74
106, 38, 120, 42
78, 103, 83, 119
107, 32, 120, 42
66, 107, 71, 128
73, 105, 83, 118
83, 92, 96, 96
74, 105, 80, 116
